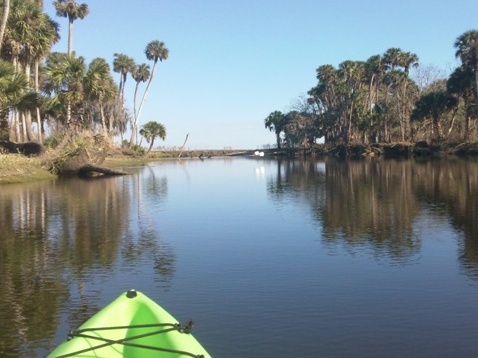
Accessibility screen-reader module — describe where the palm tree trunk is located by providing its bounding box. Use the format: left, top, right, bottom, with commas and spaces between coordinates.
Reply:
24, 112, 36, 141
21, 113, 27, 142
24, 63, 36, 141
475, 67, 478, 104
121, 73, 127, 100
68, 17, 74, 56
67, 101, 71, 127
0, 0, 10, 53
464, 113, 470, 141
433, 116, 442, 141
0, 109, 9, 140
133, 82, 140, 126
129, 82, 140, 144
11, 111, 19, 141
34, 60, 42, 143
146, 138, 155, 154
100, 103, 107, 134
133, 61, 158, 144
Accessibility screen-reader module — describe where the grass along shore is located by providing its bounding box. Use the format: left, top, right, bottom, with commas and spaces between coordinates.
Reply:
0, 154, 55, 184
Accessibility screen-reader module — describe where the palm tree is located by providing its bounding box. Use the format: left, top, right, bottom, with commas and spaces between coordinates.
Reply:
7, 1, 60, 141
264, 110, 287, 148
84, 57, 117, 133
383, 47, 404, 71
139, 120, 166, 154
364, 55, 383, 113
411, 90, 457, 141
400, 52, 418, 74
53, 0, 89, 56
113, 53, 135, 101
0, 59, 29, 140
131, 63, 150, 122
455, 30, 478, 103
43, 52, 86, 129
1, 0, 47, 141
131, 40, 168, 144
447, 66, 476, 140
29, 12, 60, 142
338, 60, 365, 142
363, 55, 386, 143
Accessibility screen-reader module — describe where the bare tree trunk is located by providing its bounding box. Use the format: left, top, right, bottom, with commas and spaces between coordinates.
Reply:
178, 133, 189, 158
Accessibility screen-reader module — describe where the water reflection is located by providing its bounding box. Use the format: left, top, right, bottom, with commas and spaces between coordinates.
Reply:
1, 157, 478, 357
0, 171, 173, 357
268, 157, 478, 274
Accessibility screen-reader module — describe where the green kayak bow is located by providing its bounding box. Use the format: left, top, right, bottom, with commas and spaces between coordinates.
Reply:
48, 290, 212, 358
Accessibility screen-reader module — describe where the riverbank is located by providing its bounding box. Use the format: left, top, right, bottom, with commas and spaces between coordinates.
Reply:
2, 141, 478, 184
0, 154, 55, 184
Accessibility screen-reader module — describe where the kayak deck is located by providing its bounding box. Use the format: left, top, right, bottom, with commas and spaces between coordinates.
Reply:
48, 290, 211, 358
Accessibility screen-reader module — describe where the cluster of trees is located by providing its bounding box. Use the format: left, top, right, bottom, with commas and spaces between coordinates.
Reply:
0, 0, 167, 149
265, 31, 478, 148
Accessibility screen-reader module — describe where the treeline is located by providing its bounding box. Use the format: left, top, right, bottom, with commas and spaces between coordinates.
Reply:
0, 0, 167, 149
265, 31, 478, 148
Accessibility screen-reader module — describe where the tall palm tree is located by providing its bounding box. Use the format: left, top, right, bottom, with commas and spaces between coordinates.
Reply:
364, 55, 382, 113
131, 40, 168, 144
84, 57, 117, 133
29, 12, 60, 142
338, 60, 365, 142
455, 30, 478, 103
447, 66, 476, 140
316, 64, 338, 108
139, 120, 166, 154
2, 0, 45, 141
264, 110, 287, 148
131, 63, 150, 122
399, 51, 419, 141
9, 1, 60, 141
0, 59, 30, 140
113, 53, 135, 101
53, 0, 89, 56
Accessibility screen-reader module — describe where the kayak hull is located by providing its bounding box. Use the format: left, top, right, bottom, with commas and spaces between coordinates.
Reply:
48, 290, 211, 358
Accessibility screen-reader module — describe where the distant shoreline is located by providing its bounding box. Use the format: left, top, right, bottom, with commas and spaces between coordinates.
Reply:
1, 141, 477, 184
147, 141, 478, 159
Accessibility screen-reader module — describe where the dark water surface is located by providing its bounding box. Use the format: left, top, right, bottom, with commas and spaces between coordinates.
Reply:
1, 157, 478, 357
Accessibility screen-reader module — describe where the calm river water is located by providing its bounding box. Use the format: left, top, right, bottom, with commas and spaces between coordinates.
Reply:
1, 157, 478, 357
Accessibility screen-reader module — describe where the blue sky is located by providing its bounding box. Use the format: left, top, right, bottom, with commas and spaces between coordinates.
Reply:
44, 0, 478, 149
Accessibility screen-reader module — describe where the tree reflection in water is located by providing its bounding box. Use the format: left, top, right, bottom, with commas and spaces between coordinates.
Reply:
0, 171, 173, 357
267, 157, 478, 275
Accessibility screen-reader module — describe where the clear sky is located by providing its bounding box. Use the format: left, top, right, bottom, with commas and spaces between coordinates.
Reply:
43, 0, 478, 149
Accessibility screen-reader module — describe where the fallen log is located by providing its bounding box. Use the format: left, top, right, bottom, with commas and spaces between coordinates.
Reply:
78, 163, 127, 177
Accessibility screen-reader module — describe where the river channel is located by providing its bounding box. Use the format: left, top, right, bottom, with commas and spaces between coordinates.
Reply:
1, 156, 477, 357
